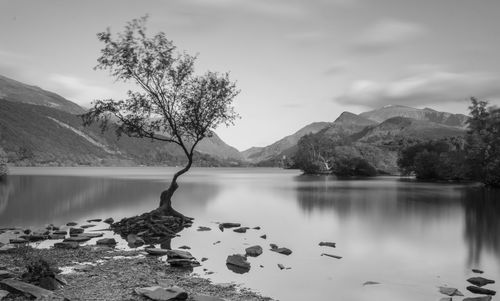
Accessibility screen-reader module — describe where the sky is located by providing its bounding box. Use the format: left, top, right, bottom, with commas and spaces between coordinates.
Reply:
1, 0, 500, 151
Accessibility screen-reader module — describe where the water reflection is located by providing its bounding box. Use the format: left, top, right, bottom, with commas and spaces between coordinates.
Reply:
463, 188, 500, 266
0, 175, 220, 228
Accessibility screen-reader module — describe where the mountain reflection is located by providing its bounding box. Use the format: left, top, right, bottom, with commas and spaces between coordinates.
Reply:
463, 188, 500, 266
0, 175, 220, 228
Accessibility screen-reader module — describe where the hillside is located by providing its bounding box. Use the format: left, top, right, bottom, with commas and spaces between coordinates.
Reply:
0, 75, 85, 114
241, 122, 330, 163
360, 105, 468, 128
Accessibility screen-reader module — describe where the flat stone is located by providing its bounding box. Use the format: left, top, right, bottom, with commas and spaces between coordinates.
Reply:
201, 257, 208, 262
52, 230, 67, 235
48, 234, 66, 240
9, 238, 27, 244
271, 247, 292, 255
54, 241, 79, 249
69, 228, 84, 235
0, 278, 55, 299
252, 226, 261, 230
192, 295, 227, 301
197, 226, 211, 231
19, 234, 47, 242
467, 277, 495, 287
321, 253, 342, 259
167, 259, 200, 268
218, 223, 241, 231
319, 241, 336, 248
80, 225, 96, 229
362, 281, 380, 286
245, 245, 263, 257
78, 233, 104, 238
439, 298, 452, 301
233, 227, 248, 233
0, 271, 14, 280
103, 218, 114, 224
178, 246, 191, 250
145, 248, 170, 256
64, 236, 91, 243
66, 222, 78, 226
463, 297, 492, 301
467, 286, 496, 295
472, 269, 484, 274
439, 286, 464, 296
226, 254, 250, 274
87, 219, 102, 223
166, 250, 195, 260
96, 238, 117, 246
135, 285, 187, 301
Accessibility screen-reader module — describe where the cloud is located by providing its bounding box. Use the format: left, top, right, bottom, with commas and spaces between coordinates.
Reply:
323, 61, 349, 76
352, 19, 426, 53
335, 68, 500, 108
46, 74, 117, 107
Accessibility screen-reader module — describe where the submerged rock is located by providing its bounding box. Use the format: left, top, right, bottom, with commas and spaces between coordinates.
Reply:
277, 264, 285, 270
467, 277, 495, 287
233, 227, 249, 233
271, 247, 292, 256
472, 269, 485, 274
197, 226, 211, 232
362, 281, 380, 286
66, 222, 78, 227
319, 241, 336, 248
321, 253, 342, 259
80, 225, 96, 229
438, 286, 464, 296
69, 228, 84, 236
103, 218, 114, 224
135, 285, 187, 301
260, 234, 267, 239
218, 223, 241, 231
87, 219, 102, 223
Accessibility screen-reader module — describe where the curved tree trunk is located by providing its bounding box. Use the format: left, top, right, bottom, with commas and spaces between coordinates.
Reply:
157, 155, 194, 219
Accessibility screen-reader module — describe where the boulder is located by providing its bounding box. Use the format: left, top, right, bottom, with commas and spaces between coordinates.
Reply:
467, 277, 495, 287
226, 254, 250, 274
319, 241, 336, 248
135, 285, 187, 300
439, 286, 464, 296
54, 242, 79, 249
245, 245, 263, 257
96, 238, 117, 246
127, 234, 145, 247
0, 278, 55, 299
467, 286, 496, 295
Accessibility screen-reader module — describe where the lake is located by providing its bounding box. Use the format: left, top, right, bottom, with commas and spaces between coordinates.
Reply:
1, 167, 499, 301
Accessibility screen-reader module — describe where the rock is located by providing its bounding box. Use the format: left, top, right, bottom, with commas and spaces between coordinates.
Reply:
218, 223, 241, 231
271, 247, 292, 256
467, 286, 496, 295
467, 277, 495, 287
472, 269, 484, 274
0, 271, 14, 280
96, 238, 117, 246
103, 218, 114, 224
463, 297, 492, 301
439, 298, 452, 301
80, 224, 96, 229
54, 241, 79, 249
145, 248, 170, 256
0, 290, 8, 299
39, 276, 61, 291
23, 229, 31, 235
78, 232, 104, 238
166, 250, 195, 260
66, 222, 78, 226
226, 254, 250, 274
245, 245, 263, 257
178, 245, 191, 250
270, 243, 278, 250
0, 278, 55, 299
197, 226, 211, 231
9, 238, 28, 244
52, 230, 67, 235
362, 281, 380, 286
319, 241, 336, 248
192, 295, 226, 301
20, 234, 47, 242
63, 236, 91, 243
48, 234, 66, 240
127, 234, 145, 247
253, 226, 261, 230
201, 257, 208, 262
69, 228, 84, 235
321, 253, 342, 259
54, 274, 68, 286
166, 250, 199, 267
277, 264, 285, 270
213, 241, 221, 245
87, 219, 102, 223
260, 234, 267, 239
0, 244, 15, 253
233, 227, 249, 233
135, 285, 188, 300
438, 286, 464, 296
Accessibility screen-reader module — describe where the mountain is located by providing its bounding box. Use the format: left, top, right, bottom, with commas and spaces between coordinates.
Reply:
321, 111, 378, 137
241, 121, 331, 163
0, 74, 85, 114
0, 74, 243, 166
360, 105, 469, 128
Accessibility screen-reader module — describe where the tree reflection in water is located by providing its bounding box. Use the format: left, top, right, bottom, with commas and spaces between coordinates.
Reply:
463, 188, 500, 266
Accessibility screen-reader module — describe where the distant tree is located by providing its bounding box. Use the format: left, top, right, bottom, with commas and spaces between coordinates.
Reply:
465, 97, 500, 186
0, 146, 8, 177
82, 16, 239, 217
293, 134, 335, 174
331, 156, 377, 177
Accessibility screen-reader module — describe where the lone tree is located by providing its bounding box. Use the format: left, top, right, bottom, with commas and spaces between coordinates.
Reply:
82, 17, 239, 218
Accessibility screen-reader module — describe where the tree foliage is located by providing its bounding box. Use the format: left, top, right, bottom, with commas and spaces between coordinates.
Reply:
0, 146, 7, 176
81, 16, 239, 213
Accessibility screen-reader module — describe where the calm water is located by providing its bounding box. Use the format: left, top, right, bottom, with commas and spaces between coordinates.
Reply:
1, 167, 500, 301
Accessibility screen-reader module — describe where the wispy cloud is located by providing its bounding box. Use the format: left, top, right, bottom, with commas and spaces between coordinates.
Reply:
352, 19, 426, 53
335, 68, 500, 108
